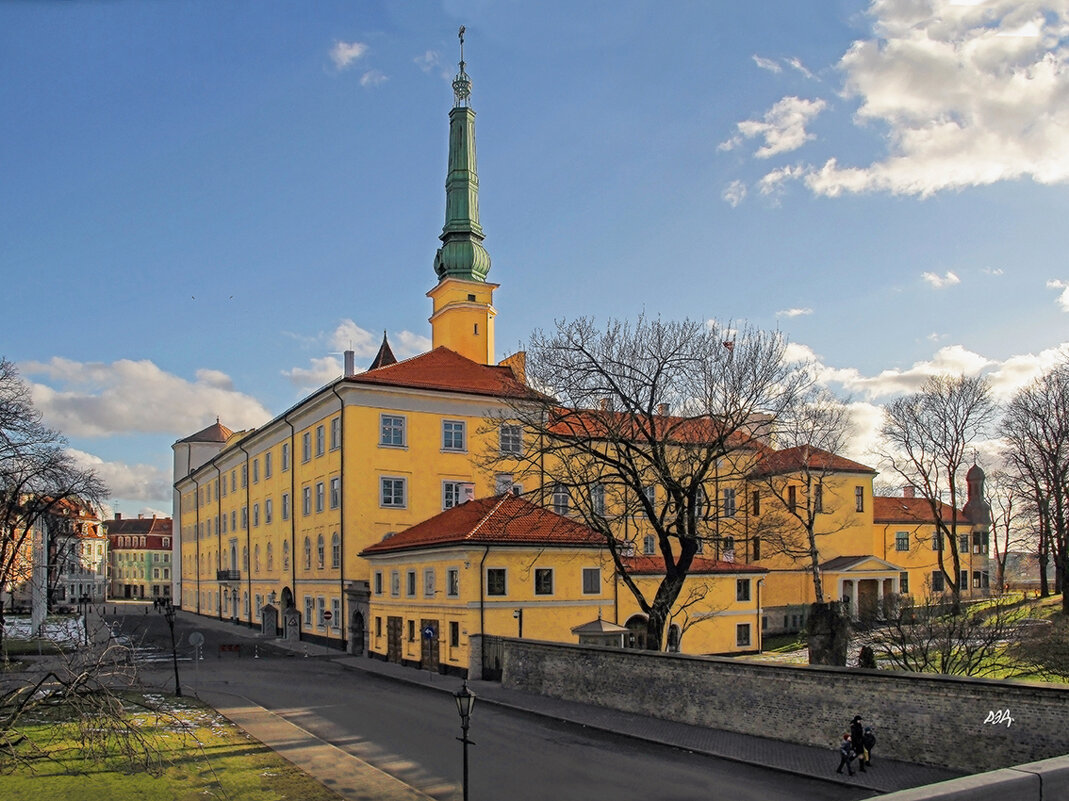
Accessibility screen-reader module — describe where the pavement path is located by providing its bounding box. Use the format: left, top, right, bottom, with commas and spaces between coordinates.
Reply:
136, 608, 963, 800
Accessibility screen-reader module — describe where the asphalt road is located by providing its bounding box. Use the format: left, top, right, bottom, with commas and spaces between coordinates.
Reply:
113, 606, 874, 801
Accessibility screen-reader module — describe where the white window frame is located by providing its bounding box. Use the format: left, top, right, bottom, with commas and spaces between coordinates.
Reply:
581, 567, 601, 595
380, 415, 406, 448
331, 417, 342, 450
442, 419, 466, 451
486, 567, 507, 597
499, 423, 522, 455
534, 567, 554, 596
736, 623, 751, 647
381, 477, 407, 508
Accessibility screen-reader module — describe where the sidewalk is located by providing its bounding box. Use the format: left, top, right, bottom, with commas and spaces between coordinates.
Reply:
175, 611, 962, 796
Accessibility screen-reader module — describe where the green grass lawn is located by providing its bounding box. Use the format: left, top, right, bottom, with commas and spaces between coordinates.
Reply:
1, 695, 345, 801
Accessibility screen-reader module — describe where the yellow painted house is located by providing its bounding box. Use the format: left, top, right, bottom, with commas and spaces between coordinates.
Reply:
360, 493, 766, 673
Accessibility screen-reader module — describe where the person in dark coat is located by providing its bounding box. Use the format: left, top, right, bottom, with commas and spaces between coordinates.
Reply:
862, 726, 876, 767
835, 733, 856, 775
850, 715, 866, 771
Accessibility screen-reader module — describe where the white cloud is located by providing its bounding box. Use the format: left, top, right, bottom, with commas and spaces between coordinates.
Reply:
395, 330, 432, 357
415, 50, 441, 73
330, 40, 368, 70
777, 307, 813, 318
982, 267, 1005, 276
1048, 279, 1069, 310
21, 358, 271, 438
283, 320, 432, 390
68, 448, 171, 506
360, 70, 388, 87
926, 332, 946, 342
785, 57, 815, 80
767, 1, 1069, 197
753, 54, 782, 73
721, 96, 828, 158
922, 270, 961, 288
283, 356, 343, 391
722, 179, 747, 207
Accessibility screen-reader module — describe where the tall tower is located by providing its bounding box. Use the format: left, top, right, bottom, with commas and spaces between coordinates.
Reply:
428, 26, 498, 365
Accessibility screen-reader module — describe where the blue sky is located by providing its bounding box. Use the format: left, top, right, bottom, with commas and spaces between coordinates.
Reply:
3, 0, 1068, 516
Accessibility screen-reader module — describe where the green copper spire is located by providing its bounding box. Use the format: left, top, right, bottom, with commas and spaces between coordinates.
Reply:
434, 25, 491, 282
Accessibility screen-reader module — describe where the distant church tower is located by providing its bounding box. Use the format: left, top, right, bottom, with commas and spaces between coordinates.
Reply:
427, 27, 498, 365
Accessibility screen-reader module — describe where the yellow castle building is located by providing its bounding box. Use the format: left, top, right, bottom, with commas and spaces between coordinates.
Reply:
171, 34, 991, 670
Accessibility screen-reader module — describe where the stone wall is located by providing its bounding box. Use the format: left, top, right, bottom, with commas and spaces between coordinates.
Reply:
499, 638, 1069, 773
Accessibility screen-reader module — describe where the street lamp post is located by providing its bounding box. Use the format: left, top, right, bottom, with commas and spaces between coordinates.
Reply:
453, 680, 476, 801
78, 595, 90, 645
162, 601, 182, 697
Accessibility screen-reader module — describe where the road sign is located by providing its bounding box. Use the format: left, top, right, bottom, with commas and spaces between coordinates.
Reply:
422, 626, 435, 639
189, 632, 205, 647
323, 611, 333, 621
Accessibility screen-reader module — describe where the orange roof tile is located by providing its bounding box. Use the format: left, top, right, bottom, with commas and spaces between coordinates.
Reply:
750, 445, 876, 478
106, 516, 173, 536
873, 496, 969, 525
347, 347, 543, 400
177, 420, 234, 444
620, 555, 767, 575
360, 494, 603, 555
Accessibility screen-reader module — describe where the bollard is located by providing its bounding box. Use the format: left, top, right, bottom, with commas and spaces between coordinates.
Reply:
254, 644, 260, 659
304, 644, 309, 658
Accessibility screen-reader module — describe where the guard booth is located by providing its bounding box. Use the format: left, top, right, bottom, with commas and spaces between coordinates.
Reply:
571, 616, 629, 648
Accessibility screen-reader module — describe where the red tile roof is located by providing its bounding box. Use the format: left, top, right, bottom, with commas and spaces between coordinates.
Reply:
360, 494, 603, 555
547, 407, 763, 450
750, 445, 875, 478
620, 555, 767, 575
873, 496, 969, 525
177, 420, 233, 444
106, 516, 173, 536
348, 347, 543, 400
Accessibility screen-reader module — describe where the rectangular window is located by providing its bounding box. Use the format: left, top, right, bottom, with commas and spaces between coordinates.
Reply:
552, 484, 570, 515
443, 480, 464, 510
447, 568, 460, 597
304, 596, 313, 626
931, 571, 945, 593
643, 485, 656, 508
221, 514, 227, 533
302, 432, 311, 462
959, 535, 970, 554
221, 478, 227, 497
895, 531, 909, 551
253, 458, 260, 484
315, 424, 325, 457
736, 578, 751, 602
407, 620, 415, 642
381, 477, 406, 508
442, 420, 466, 451
959, 569, 969, 590
282, 493, 290, 521
973, 530, 990, 554
241, 464, 248, 488
302, 487, 311, 516
231, 470, 236, 493
752, 537, 761, 560
534, 568, 554, 595
231, 510, 237, 531
932, 533, 943, 551
380, 415, 406, 447
973, 570, 982, 589
282, 443, 290, 471
814, 484, 824, 513
722, 488, 737, 518
486, 568, 507, 596
406, 570, 416, 597
315, 481, 325, 513
330, 477, 341, 509
331, 598, 341, 629
374, 571, 383, 595
252, 503, 260, 527
582, 567, 601, 595
643, 534, 656, 555
424, 568, 435, 598
736, 623, 751, 647
787, 485, 797, 512
264, 452, 272, 478
375, 617, 382, 638
751, 490, 760, 516
499, 423, 522, 455
317, 597, 326, 627
855, 485, 864, 512
900, 572, 909, 594
390, 570, 400, 597
450, 621, 460, 648
241, 507, 248, 530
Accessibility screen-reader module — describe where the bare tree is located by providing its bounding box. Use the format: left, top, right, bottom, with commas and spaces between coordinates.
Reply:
1002, 360, 1069, 612
879, 375, 997, 610
860, 589, 1039, 677
0, 358, 106, 646
750, 389, 860, 603
488, 316, 808, 650
985, 469, 1029, 593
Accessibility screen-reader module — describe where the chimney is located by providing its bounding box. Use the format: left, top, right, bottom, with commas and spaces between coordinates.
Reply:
138, 513, 144, 519
344, 350, 355, 378
903, 486, 915, 499
115, 512, 122, 520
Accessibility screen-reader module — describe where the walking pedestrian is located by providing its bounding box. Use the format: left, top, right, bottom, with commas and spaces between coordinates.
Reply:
835, 733, 856, 776
862, 726, 876, 767
850, 715, 866, 772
